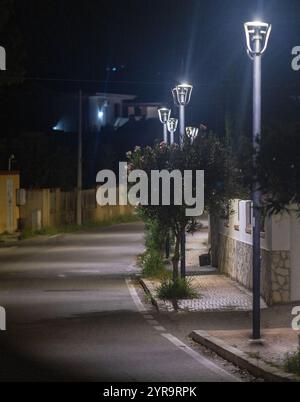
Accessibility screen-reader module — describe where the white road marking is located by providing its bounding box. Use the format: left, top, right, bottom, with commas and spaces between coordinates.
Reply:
143, 314, 153, 320
147, 319, 159, 325
126, 279, 147, 313
162, 333, 241, 382
154, 326, 166, 332
49, 234, 62, 239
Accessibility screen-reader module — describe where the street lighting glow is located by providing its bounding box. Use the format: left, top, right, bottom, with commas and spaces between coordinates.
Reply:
167, 118, 178, 145
158, 108, 171, 124
172, 84, 193, 106
98, 110, 104, 120
167, 118, 178, 133
186, 127, 199, 143
244, 21, 272, 56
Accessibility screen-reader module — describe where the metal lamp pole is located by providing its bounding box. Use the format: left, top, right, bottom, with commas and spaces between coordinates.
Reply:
172, 84, 193, 278
167, 118, 178, 145
244, 21, 271, 340
158, 108, 171, 143
77, 89, 83, 226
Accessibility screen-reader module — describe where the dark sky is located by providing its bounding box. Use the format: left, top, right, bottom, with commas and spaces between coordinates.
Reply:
2, 0, 299, 132
14, 0, 300, 92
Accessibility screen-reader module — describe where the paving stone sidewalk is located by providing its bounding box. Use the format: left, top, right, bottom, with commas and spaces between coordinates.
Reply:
142, 275, 267, 313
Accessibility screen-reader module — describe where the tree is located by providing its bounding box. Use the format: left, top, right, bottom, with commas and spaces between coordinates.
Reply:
128, 131, 243, 281
257, 123, 300, 215
236, 123, 300, 216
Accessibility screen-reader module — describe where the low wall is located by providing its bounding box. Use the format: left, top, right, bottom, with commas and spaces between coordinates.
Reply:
218, 234, 291, 305
20, 188, 135, 231
218, 199, 294, 305
0, 172, 20, 234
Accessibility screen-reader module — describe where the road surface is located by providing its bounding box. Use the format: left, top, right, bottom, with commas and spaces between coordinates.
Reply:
0, 223, 239, 382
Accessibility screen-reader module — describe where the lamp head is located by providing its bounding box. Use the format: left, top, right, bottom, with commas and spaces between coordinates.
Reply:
186, 127, 199, 142
167, 118, 178, 133
244, 21, 272, 56
172, 84, 193, 106
158, 108, 171, 124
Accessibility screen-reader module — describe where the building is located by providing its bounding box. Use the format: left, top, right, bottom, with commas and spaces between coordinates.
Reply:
52, 92, 163, 133
0, 171, 20, 234
218, 199, 300, 305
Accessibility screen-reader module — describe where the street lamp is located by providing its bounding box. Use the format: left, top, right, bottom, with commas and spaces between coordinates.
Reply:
8, 154, 15, 172
244, 20, 271, 340
172, 84, 193, 146
172, 84, 193, 279
167, 118, 178, 145
186, 127, 199, 144
158, 108, 171, 143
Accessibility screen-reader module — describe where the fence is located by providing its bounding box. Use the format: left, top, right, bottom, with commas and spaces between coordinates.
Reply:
19, 188, 134, 231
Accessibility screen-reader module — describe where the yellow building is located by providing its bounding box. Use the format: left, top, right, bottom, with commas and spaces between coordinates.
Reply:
0, 171, 20, 234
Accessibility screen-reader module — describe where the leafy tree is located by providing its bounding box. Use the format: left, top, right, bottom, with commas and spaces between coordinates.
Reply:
257, 123, 300, 215
235, 123, 300, 216
128, 131, 243, 280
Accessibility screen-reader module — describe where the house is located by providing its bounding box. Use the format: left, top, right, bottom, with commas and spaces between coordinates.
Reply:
52, 92, 163, 133
218, 199, 300, 305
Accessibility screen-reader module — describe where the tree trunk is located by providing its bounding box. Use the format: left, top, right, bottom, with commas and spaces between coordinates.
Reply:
172, 232, 180, 282
209, 213, 219, 268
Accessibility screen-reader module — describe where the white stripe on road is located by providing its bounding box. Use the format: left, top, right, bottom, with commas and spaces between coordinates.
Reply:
147, 319, 159, 325
126, 279, 240, 382
162, 333, 241, 382
154, 326, 166, 332
126, 279, 147, 313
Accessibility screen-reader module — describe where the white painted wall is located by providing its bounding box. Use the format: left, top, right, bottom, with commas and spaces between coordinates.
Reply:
220, 200, 300, 302
219, 199, 291, 252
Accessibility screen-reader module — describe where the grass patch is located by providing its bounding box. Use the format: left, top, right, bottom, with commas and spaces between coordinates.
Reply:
284, 351, 300, 376
140, 250, 171, 280
19, 213, 140, 240
157, 278, 198, 301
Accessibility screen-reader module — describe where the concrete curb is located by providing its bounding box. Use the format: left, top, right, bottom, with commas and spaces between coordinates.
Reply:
190, 330, 300, 382
139, 278, 166, 312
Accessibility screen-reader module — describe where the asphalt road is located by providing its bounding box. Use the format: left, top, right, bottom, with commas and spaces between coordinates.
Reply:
0, 223, 240, 382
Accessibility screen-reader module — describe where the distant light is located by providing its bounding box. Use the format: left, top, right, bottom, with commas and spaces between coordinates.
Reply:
53, 125, 59, 131
112, 67, 117, 72
98, 110, 104, 120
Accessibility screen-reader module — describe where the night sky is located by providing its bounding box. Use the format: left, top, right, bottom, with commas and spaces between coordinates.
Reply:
1, 0, 300, 186
12, 0, 300, 96
1, 0, 300, 134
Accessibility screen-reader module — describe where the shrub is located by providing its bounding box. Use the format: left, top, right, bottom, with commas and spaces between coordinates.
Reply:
141, 250, 170, 279
157, 278, 198, 300
284, 351, 300, 375
144, 219, 167, 254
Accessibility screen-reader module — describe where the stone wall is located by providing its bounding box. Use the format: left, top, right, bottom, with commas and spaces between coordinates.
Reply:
218, 233, 291, 305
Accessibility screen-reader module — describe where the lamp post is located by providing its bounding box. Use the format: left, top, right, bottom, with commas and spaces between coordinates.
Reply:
167, 118, 178, 145
158, 108, 171, 143
244, 21, 271, 340
8, 154, 15, 172
186, 127, 199, 144
172, 84, 193, 278
77, 89, 83, 226
172, 84, 193, 146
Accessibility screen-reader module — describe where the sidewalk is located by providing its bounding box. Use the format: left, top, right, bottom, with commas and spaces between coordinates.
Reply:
190, 328, 300, 382
141, 274, 267, 313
